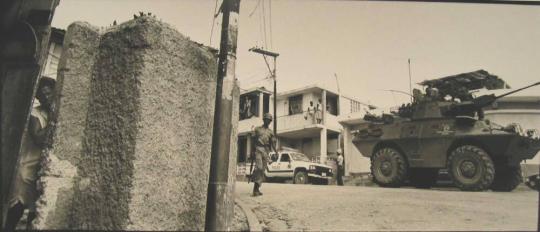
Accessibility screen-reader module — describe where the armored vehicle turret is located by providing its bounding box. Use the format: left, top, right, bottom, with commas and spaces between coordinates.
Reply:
353, 70, 540, 191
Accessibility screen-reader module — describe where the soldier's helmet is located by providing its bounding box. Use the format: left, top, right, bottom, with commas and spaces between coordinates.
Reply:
263, 113, 273, 120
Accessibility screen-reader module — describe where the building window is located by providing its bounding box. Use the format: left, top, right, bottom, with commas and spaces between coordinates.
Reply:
240, 93, 259, 120
280, 153, 290, 162
326, 95, 339, 116
350, 100, 362, 113
288, 95, 303, 115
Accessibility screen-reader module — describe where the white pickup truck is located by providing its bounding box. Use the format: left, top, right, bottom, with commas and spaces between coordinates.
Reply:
262, 151, 333, 184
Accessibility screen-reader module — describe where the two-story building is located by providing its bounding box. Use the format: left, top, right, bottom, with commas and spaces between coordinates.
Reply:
237, 84, 366, 174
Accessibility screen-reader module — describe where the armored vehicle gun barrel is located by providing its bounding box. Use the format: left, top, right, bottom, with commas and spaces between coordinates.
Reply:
445, 81, 540, 117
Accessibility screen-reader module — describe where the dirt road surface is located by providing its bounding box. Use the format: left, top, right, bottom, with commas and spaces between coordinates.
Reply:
235, 182, 538, 231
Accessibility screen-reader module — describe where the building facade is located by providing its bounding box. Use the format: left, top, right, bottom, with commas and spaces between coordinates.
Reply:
237, 85, 364, 173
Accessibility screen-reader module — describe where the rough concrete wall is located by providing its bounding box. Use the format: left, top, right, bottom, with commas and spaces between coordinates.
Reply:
33, 22, 100, 229
61, 17, 219, 231
47, 22, 100, 165
70, 19, 146, 230
127, 18, 217, 231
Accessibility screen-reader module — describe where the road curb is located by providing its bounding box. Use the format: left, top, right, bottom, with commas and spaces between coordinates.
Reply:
235, 198, 263, 232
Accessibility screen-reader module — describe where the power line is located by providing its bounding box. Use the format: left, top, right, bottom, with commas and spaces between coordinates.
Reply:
242, 75, 272, 85
209, 0, 220, 45
240, 71, 267, 82
261, 0, 268, 48
257, 1, 265, 48
249, 0, 262, 17
269, 0, 273, 49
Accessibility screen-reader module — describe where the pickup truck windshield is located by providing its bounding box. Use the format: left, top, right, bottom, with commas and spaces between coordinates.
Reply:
290, 153, 310, 162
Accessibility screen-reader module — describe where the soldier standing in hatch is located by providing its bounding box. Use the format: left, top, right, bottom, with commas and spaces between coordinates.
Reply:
4, 77, 55, 232
250, 113, 276, 197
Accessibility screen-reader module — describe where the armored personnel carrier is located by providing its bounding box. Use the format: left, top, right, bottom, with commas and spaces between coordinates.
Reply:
353, 70, 540, 191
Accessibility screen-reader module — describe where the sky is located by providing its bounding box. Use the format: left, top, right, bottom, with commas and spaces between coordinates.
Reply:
51, 0, 540, 109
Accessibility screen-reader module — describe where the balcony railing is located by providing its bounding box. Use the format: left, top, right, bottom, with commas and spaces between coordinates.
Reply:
240, 111, 342, 134
277, 112, 317, 131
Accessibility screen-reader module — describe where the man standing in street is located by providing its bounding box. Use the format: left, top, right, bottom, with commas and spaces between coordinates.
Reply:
250, 113, 276, 196
336, 148, 344, 186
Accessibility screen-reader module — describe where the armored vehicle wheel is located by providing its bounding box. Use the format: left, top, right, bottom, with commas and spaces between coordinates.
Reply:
409, 168, 439, 189
490, 164, 522, 192
448, 145, 495, 191
294, 171, 309, 184
371, 147, 408, 187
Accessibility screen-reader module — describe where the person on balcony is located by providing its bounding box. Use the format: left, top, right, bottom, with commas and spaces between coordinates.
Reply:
315, 99, 323, 124
304, 101, 316, 124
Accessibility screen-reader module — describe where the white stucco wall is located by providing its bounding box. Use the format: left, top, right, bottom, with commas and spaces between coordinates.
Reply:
485, 110, 540, 165
342, 127, 371, 174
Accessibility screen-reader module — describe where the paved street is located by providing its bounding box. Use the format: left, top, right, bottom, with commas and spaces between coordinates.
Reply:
235, 181, 538, 231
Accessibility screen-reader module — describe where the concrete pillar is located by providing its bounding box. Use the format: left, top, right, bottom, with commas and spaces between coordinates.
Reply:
67, 17, 218, 231
322, 90, 327, 124
259, 91, 264, 118
33, 22, 100, 229
320, 128, 327, 164
246, 135, 252, 160
342, 127, 350, 176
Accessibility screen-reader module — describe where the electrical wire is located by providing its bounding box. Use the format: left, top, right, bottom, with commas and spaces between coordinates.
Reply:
257, 2, 265, 48
242, 75, 272, 85
269, 0, 273, 49
209, 0, 220, 45
261, 0, 268, 49
249, 0, 262, 17
241, 71, 267, 82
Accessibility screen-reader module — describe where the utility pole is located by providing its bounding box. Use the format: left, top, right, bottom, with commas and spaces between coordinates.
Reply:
206, 0, 240, 231
249, 47, 279, 135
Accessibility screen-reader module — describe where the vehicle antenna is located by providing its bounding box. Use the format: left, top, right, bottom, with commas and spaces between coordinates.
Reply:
408, 58, 413, 103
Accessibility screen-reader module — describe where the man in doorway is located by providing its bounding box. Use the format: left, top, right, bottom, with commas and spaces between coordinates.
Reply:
336, 148, 344, 186
4, 77, 55, 231
250, 113, 276, 197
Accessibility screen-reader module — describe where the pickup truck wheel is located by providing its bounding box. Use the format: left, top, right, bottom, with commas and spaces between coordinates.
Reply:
448, 145, 494, 191
490, 164, 522, 192
371, 147, 408, 187
409, 168, 439, 189
294, 171, 309, 184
